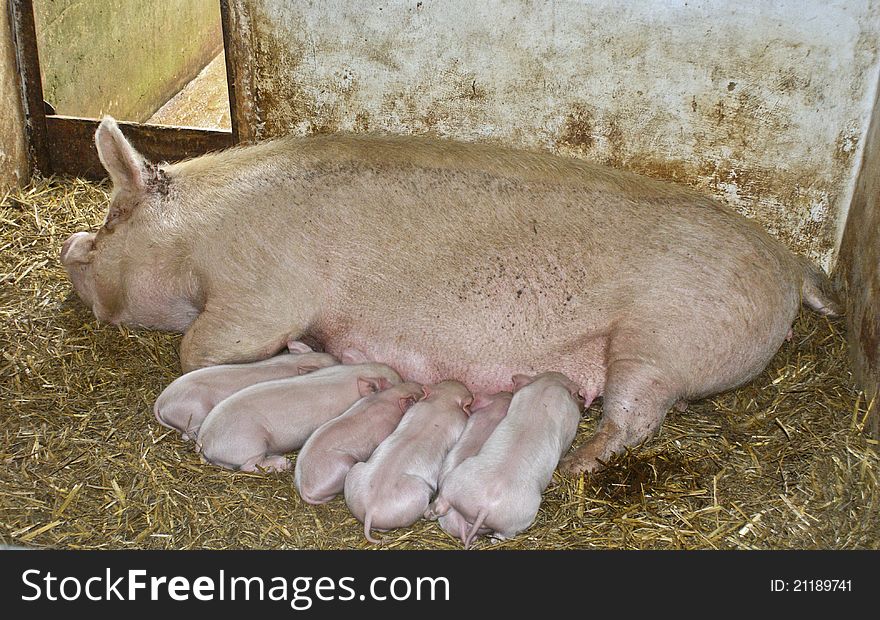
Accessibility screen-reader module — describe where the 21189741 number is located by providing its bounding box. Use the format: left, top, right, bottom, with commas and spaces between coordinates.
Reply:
771, 579, 853, 592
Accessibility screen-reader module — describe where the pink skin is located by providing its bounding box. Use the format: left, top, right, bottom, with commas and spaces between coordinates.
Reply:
61, 118, 842, 475
196, 362, 401, 472
424, 391, 512, 541
154, 341, 338, 441
294, 381, 424, 504
344, 381, 472, 544
438, 509, 474, 544
437, 391, 512, 486
428, 372, 583, 547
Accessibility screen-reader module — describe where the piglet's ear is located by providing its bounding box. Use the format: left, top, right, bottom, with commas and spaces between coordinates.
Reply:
357, 377, 377, 396
357, 377, 383, 397
95, 116, 150, 194
287, 340, 314, 354
398, 395, 417, 414
511, 374, 534, 391
462, 396, 474, 416
470, 392, 493, 412
296, 365, 320, 376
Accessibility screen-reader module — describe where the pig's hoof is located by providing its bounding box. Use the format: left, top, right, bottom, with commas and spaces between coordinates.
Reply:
558, 453, 605, 476
241, 455, 292, 473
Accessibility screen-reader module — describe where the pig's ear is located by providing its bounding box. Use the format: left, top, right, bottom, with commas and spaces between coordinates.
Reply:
341, 348, 370, 364
357, 377, 382, 396
398, 395, 417, 414
296, 365, 320, 376
462, 396, 474, 415
511, 374, 534, 391
287, 340, 314, 354
421, 385, 431, 400
470, 392, 493, 412
95, 116, 152, 194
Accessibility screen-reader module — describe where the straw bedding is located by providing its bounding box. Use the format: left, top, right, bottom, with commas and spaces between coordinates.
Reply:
1, 177, 878, 549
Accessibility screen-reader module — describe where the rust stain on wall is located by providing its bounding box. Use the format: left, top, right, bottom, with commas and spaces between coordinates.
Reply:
558, 105, 595, 150
836, 77, 880, 437
552, 93, 843, 261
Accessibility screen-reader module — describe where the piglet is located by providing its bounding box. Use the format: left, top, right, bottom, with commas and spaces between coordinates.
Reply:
294, 381, 425, 505
428, 391, 512, 541
154, 341, 337, 441
428, 372, 583, 548
437, 391, 512, 486
196, 362, 402, 472
344, 380, 472, 543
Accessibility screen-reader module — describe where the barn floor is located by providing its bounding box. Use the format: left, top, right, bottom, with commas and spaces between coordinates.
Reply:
1, 177, 878, 550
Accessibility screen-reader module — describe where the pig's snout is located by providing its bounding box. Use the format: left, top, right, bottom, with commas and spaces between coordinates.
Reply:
60, 231, 94, 265
61, 231, 100, 311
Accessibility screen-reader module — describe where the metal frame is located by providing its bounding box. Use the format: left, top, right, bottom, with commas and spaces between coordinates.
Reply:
7, 0, 248, 180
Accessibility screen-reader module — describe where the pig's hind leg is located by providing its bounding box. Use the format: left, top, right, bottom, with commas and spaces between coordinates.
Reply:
560, 357, 679, 475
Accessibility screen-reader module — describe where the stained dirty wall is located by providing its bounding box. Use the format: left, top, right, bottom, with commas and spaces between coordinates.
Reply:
32, 0, 223, 123
837, 75, 880, 437
229, 0, 880, 270
0, 4, 27, 190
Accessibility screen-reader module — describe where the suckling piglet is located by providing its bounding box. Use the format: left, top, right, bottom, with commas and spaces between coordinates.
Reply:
154, 341, 337, 441
437, 391, 512, 486
344, 380, 472, 543
427, 391, 512, 541
196, 362, 401, 472
428, 372, 583, 547
294, 381, 425, 504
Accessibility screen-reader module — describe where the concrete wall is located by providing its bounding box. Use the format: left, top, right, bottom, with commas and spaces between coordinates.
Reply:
1, 4, 28, 189
836, 76, 880, 437
231, 0, 880, 270
33, 0, 223, 123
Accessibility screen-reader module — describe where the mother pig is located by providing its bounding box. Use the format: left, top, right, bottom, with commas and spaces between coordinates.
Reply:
60, 117, 840, 474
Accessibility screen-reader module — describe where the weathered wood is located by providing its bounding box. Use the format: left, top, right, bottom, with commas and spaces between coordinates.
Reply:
45, 116, 233, 179
835, 76, 880, 438
7, 0, 49, 176
220, 0, 256, 144
10, 0, 242, 180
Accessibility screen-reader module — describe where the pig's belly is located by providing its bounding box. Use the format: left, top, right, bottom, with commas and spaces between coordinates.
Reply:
317, 324, 608, 395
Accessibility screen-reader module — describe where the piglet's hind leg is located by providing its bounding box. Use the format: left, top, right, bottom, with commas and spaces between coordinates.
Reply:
198, 427, 281, 473
241, 454, 291, 473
